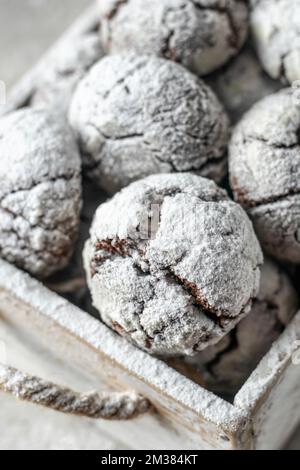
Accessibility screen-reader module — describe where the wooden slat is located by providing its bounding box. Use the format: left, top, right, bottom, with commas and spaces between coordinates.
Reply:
234, 312, 300, 449
0, 259, 251, 450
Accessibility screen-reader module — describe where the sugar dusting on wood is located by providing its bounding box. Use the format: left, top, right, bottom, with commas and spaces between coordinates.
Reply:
0, 259, 249, 435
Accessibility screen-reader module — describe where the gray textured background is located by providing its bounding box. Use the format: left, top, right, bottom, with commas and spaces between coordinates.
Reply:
0, 0, 299, 450
0, 0, 91, 88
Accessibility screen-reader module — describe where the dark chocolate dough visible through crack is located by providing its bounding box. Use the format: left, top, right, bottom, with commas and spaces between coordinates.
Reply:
99, 0, 248, 76
0, 109, 82, 278
85, 174, 263, 356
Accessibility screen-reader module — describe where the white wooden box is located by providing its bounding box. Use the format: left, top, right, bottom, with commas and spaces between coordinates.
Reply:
1, 4, 300, 450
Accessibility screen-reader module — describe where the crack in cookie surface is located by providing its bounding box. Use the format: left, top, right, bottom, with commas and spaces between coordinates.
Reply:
70, 54, 230, 194
0, 109, 82, 278
229, 89, 300, 262
100, 0, 249, 75
85, 174, 263, 356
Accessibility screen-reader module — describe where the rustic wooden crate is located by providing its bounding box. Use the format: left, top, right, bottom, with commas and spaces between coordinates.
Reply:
1, 4, 300, 450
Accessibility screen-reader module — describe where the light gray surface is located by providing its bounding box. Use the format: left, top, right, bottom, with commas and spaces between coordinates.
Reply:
0, 0, 299, 450
0, 0, 91, 88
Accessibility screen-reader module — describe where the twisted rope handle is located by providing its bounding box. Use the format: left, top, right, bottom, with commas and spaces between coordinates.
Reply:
0, 363, 150, 420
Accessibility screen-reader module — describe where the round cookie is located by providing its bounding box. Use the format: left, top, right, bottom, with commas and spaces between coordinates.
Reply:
250, 0, 300, 84
69, 54, 230, 194
99, 0, 249, 76
187, 258, 299, 397
84, 173, 263, 357
0, 109, 82, 278
229, 88, 300, 263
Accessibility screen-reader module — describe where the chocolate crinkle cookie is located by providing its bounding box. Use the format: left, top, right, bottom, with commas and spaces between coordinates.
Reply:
186, 258, 299, 397
229, 88, 300, 263
32, 32, 104, 115
99, 0, 249, 76
250, 0, 300, 84
0, 109, 82, 278
84, 173, 263, 357
69, 54, 230, 194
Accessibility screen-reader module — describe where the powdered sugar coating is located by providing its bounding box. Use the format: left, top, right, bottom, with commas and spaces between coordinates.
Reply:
229, 88, 300, 262
251, 0, 300, 84
32, 33, 103, 116
99, 0, 249, 76
189, 258, 299, 396
69, 54, 230, 194
84, 173, 262, 357
0, 109, 82, 278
